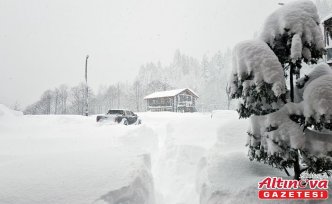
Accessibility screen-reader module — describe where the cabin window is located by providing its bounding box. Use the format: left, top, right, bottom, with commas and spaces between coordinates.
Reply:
327, 47, 332, 62
149, 98, 171, 106
179, 94, 192, 102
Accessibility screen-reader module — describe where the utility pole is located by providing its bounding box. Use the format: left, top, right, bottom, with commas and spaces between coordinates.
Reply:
85, 55, 89, 116
117, 82, 120, 109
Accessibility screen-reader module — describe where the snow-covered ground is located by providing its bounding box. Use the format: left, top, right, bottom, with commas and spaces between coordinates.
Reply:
0, 105, 331, 204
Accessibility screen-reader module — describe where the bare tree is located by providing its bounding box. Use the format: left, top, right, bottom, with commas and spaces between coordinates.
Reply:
133, 80, 141, 112
59, 84, 68, 114
41, 90, 52, 114
11, 101, 21, 111
225, 83, 231, 110
53, 88, 60, 114
70, 84, 85, 115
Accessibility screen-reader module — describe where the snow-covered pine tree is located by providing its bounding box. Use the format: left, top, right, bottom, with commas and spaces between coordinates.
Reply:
259, 0, 327, 179
230, 0, 331, 180
229, 39, 292, 176
265, 64, 332, 178
229, 40, 287, 118
260, 0, 325, 101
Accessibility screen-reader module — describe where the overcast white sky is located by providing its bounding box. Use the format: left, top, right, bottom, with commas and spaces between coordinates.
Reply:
0, 0, 295, 108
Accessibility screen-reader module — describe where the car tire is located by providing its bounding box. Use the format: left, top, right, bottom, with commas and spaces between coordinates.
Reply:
96, 116, 105, 122
122, 119, 128, 125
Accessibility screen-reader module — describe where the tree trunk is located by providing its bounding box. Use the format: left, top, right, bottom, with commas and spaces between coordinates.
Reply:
290, 64, 302, 180
226, 83, 231, 110
290, 64, 294, 102
294, 151, 301, 180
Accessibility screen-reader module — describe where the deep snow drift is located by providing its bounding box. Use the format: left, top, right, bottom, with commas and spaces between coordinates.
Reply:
0, 105, 331, 204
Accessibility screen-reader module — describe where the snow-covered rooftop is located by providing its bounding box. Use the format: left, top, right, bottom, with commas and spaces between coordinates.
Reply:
322, 13, 332, 23
144, 88, 198, 99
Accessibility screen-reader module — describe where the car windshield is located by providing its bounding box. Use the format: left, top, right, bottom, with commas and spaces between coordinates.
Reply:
107, 110, 124, 115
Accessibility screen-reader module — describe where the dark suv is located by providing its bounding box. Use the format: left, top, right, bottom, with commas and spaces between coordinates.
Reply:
96, 109, 141, 125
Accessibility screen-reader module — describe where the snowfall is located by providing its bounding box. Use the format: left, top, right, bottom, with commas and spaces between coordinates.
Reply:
0, 104, 331, 204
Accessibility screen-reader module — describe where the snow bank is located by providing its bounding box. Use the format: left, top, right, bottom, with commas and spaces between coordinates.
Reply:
196, 109, 332, 204
97, 154, 155, 204
0, 104, 23, 118
230, 40, 286, 97
0, 114, 157, 204
155, 144, 205, 204
197, 151, 285, 204
1, 110, 330, 203
141, 112, 222, 204
0, 110, 228, 204
259, 0, 324, 62
196, 110, 280, 204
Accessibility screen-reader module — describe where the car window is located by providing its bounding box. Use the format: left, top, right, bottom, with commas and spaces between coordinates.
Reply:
107, 110, 124, 115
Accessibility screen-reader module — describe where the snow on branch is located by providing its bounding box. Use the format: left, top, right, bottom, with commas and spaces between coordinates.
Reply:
304, 74, 332, 121
260, 0, 324, 64
264, 101, 332, 154
295, 63, 332, 102
248, 102, 332, 170
229, 40, 286, 118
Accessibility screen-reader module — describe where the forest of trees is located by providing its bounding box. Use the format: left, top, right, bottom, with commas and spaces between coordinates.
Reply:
24, 0, 332, 115
24, 49, 234, 115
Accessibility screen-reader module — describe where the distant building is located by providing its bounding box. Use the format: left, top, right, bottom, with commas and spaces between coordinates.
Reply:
322, 13, 332, 66
144, 88, 199, 112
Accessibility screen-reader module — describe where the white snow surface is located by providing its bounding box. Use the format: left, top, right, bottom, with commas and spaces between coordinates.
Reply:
143, 88, 198, 99
230, 40, 286, 97
1, 105, 331, 204
259, 0, 324, 61
255, 101, 332, 156
295, 63, 332, 103
0, 104, 23, 118
291, 34, 302, 61
303, 74, 332, 120
0, 106, 239, 204
294, 63, 332, 119
246, 63, 332, 158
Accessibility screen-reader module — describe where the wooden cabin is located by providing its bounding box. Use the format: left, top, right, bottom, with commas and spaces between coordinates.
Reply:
144, 88, 199, 112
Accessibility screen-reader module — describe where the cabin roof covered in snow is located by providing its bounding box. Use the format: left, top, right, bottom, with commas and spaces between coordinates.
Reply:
144, 88, 199, 99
